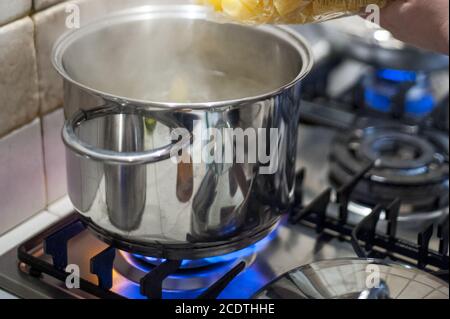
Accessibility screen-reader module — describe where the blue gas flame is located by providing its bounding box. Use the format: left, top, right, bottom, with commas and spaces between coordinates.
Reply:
132, 228, 278, 270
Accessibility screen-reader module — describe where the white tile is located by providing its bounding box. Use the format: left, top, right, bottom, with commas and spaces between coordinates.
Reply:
0, 211, 58, 256
34, 0, 66, 11
47, 195, 74, 218
32, 0, 87, 115
42, 108, 67, 204
0, 119, 47, 235
0, 0, 31, 26
0, 17, 39, 137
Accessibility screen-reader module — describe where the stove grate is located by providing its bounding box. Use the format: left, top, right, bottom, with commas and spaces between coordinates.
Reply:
91, 246, 115, 291
17, 216, 246, 299
290, 164, 449, 279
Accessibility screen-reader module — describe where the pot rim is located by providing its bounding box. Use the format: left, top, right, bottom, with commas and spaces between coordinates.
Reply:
52, 4, 314, 110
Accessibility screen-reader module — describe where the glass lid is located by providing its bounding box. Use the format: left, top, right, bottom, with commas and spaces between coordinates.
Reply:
253, 259, 449, 299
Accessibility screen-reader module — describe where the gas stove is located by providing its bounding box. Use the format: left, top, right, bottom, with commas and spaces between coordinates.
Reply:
0, 25, 449, 300
0, 122, 447, 299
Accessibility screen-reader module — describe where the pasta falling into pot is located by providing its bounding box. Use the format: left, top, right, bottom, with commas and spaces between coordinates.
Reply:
199, 0, 390, 24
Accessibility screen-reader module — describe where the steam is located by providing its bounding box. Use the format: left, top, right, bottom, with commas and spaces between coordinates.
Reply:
61, 2, 302, 104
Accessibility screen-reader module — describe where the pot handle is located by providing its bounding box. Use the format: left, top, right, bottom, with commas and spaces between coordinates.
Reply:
62, 106, 191, 165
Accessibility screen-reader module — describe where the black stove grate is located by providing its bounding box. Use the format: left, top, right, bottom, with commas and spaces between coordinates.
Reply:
17, 217, 124, 299
290, 163, 449, 277
17, 216, 247, 299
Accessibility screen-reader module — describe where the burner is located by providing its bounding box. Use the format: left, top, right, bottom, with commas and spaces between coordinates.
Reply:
114, 229, 275, 293
329, 120, 449, 215
363, 68, 436, 119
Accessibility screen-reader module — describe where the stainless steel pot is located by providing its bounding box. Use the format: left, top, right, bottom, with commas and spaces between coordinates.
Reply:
53, 5, 313, 259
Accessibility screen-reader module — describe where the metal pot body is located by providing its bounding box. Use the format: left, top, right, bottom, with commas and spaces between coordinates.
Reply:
54, 5, 312, 259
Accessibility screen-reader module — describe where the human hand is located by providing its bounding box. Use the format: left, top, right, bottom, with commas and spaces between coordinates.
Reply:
380, 0, 449, 54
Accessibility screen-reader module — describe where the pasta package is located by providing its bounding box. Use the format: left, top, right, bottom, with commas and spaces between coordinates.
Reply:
199, 0, 389, 24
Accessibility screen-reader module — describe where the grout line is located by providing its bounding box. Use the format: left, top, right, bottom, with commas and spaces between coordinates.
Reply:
39, 114, 50, 205
30, 10, 51, 207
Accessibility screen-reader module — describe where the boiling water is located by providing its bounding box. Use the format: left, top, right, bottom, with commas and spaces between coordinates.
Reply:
129, 67, 278, 103
62, 16, 302, 104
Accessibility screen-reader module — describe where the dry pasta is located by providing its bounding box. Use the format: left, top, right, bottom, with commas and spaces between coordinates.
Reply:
199, 0, 389, 24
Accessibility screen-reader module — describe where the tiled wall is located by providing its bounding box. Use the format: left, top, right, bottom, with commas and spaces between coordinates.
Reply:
0, 0, 191, 235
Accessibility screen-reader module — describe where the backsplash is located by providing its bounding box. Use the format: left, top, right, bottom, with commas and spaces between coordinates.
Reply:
0, 0, 191, 235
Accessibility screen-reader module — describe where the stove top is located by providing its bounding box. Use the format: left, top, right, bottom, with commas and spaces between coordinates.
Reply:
0, 125, 448, 299
1, 213, 355, 299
